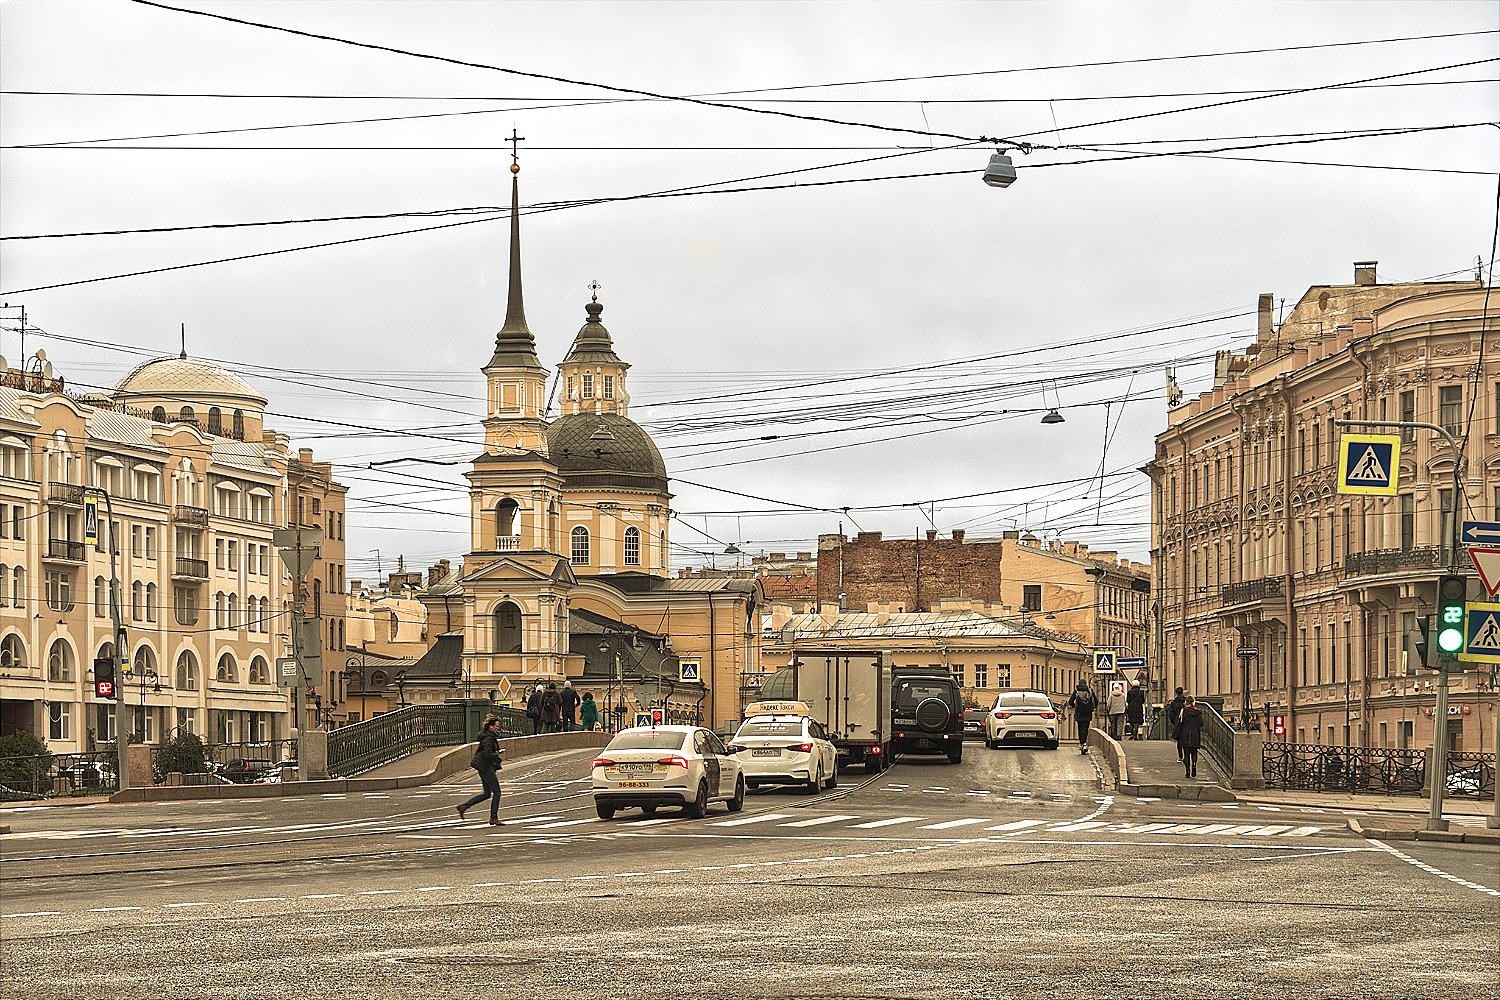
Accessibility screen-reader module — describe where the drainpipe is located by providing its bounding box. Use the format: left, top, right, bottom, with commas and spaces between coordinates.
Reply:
1279, 377, 1300, 738
1351, 344, 1373, 748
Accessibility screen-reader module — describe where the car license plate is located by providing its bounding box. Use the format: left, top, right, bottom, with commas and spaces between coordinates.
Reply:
615, 763, 656, 773
616, 781, 653, 788
752, 748, 780, 757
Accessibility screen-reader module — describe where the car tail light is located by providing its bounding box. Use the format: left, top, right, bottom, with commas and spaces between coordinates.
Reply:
657, 756, 690, 769
997, 712, 1013, 719
791, 743, 812, 753
727, 744, 746, 754
591, 758, 614, 769
1038, 712, 1056, 720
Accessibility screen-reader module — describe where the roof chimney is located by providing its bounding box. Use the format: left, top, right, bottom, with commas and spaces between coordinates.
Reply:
1257, 293, 1274, 340
1354, 261, 1378, 286
951, 529, 965, 542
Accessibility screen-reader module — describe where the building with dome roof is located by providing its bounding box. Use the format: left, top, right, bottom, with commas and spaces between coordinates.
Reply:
423, 161, 761, 730
0, 342, 346, 754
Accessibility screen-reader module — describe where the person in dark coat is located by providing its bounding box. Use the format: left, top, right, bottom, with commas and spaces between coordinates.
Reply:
1125, 681, 1146, 740
1166, 687, 1187, 759
540, 682, 563, 733
1176, 695, 1204, 778
559, 680, 581, 732
1064, 681, 1098, 755
525, 684, 543, 735
457, 715, 505, 825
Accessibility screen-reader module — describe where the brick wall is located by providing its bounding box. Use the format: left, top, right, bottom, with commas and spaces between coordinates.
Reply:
817, 531, 1004, 611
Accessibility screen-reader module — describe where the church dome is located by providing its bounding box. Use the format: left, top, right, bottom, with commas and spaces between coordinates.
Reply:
547, 412, 667, 493
114, 356, 267, 408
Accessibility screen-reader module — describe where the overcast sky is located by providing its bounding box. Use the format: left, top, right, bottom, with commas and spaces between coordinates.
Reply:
1, 0, 1495, 582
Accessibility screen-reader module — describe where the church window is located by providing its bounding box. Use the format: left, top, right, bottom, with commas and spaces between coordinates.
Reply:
624, 526, 640, 565
571, 526, 590, 565
603, 375, 614, 400
494, 601, 522, 654
207, 407, 222, 435
496, 498, 518, 540
151, 406, 166, 423
582, 374, 594, 399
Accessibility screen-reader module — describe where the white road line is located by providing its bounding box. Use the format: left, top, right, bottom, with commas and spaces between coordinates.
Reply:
1370, 838, 1500, 898
166, 902, 213, 908
1286, 826, 1320, 837
301, 894, 344, 899
233, 898, 284, 904
920, 818, 992, 830
505, 815, 563, 825
3, 911, 61, 918
414, 886, 453, 892
1183, 824, 1239, 835
1244, 825, 1296, 836
986, 819, 1047, 831
711, 813, 795, 827
88, 906, 141, 912
1049, 821, 1109, 833
780, 815, 860, 828
851, 816, 925, 829
1109, 823, 1174, 834
527, 818, 600, 829
1214, 825, 1266, 835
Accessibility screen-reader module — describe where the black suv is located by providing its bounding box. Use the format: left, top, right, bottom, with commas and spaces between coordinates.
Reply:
891, 669, 965, 763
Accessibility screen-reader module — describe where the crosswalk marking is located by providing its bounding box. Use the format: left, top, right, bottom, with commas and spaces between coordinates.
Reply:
850, 816, 925, 829
710, 813, 795, 827
987, 819, 1047, 831
1049, 821, 1108, 833
919, 818, 992, 830
526, 818, 599, 829
780, 815, 859, 828
1244, 825, 1295, 836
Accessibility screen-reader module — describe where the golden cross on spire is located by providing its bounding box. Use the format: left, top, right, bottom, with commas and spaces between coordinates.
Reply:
509, 128, 524, 174
588, 279, 602, 301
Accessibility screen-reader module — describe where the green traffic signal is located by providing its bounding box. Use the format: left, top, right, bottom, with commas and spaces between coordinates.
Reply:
1435, 574, 1468, 659
1437, 625, 1465, 653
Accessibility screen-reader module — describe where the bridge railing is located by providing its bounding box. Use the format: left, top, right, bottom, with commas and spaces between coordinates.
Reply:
325, 703, 527, 778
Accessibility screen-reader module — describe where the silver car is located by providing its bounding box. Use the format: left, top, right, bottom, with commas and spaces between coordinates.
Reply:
591, 725, 745, 820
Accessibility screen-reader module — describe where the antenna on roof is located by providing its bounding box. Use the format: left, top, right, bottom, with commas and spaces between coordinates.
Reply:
180, 323, 187, 359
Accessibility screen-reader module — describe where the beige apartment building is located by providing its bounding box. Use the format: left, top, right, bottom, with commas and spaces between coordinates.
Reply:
1145, 261, 1496, 752
0, 351, 345, 751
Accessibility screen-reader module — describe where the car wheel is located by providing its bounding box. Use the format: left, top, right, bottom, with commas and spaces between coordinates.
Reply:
807, 764, 823, 794
595, 802, 615, 820
984, 738, 996, 750
686, 780, 709, 819
948, 748, 962, 765
642, 804, 657, 815
1046, 740, 1059, 750
825, 766, 837, 790
727, 776, 745, 812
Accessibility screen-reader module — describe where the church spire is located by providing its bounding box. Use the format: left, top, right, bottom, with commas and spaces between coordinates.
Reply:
486, 132, 544, 373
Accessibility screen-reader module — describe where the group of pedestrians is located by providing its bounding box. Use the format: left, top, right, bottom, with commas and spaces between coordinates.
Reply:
524, 680, 596, 734
1065, 679, 1204, 779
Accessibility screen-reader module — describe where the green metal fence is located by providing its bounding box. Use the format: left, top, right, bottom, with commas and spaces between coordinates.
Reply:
326, 703, 527, 778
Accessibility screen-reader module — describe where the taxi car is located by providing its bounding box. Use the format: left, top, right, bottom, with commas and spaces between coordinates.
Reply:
727, 701, 838, 793
591, 725, 745, 820
984, 689, 1060, 749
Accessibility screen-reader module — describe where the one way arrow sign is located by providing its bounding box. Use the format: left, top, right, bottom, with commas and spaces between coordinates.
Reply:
1461, 520, 1500, 546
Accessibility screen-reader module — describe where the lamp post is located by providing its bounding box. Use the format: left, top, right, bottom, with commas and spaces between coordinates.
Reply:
394, 670, 408, 709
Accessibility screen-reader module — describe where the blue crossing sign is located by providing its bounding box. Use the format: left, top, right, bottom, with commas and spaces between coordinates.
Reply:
1461, 601, 1500, 665
1338, 433, 1400, 496
1092, 650, 1117, 675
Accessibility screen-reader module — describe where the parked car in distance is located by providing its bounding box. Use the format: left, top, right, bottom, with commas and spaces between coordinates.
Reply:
255, 760, 298, 784
214, 759, 270, 783
1446, 766, 1485, 796
591, 725, 744, 820
985, 690, 1060, 749
962, 709, 989, 742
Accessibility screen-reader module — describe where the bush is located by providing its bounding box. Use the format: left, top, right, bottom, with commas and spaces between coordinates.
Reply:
153, 730, 209, 783
0, 729, 51, 793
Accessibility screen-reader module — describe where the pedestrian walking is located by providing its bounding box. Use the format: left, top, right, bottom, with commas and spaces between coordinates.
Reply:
1106, 680, 1127, 740
540, 682, 563, 733
1065, 680, 1098, 755
1125, 681, 1145, 740
457, 714, 506, 826
559, 680, 581, 732
1176, 695, 1204, 779
579, 691, 599, 731
1166, 687, 1186, 760
525, 684, 543, 735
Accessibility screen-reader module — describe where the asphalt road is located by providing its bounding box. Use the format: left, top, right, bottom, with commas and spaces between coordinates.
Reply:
3, 742, 1497, 1000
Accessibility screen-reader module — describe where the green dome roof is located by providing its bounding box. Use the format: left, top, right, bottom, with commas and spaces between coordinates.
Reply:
547, 412, 667, 493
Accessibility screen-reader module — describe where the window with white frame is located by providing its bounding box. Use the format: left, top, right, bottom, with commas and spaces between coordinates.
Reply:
145, 583, 157, 623
250, 655, 270, 684
582, 373, 594, 398
215, 652, 237, 684
623, 526, 640, 565
176, 651, 198, 690
10, 505, 22, 540
95, 576, 107, 618
45, 571, 73, 612
47, 639, 72, 682
13, 567, 24, 608
49, 702, 69, 740
249, 491, 271, 523
975, 663, 989, 688
0, 439, 29, 480
176, 707, 196, 734
603, 374, 614, 399
570, 526, 590, 565
1, 634, 26, 673
174, 586, 198, 626
144, 525, 156, 559
131, 580, 143, 620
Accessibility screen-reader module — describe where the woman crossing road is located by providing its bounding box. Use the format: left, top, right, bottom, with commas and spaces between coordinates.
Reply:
457, 714, 506, 826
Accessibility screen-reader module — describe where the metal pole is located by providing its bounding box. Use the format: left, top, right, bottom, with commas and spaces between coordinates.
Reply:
87, 488, 130, 792
1490, 664, 1499, 829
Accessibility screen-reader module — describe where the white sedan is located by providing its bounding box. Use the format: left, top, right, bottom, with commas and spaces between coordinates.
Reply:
728, 712, 838, 793
591, 725, 745, 820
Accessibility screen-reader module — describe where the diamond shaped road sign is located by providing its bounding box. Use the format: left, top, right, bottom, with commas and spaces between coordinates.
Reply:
1469, 546, 1500, 596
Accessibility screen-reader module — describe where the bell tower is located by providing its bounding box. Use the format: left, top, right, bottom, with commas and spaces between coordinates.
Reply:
557, 285, 631, 419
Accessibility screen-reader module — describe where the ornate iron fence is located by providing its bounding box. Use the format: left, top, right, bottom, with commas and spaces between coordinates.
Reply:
325, 704, 527, 778
1444, 750, 1496, 798
1263, 742, 1429, 795
197, 740, 298, 783
0, 750, 119, 799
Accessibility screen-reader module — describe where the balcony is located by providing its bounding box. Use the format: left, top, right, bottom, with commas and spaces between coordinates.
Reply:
172, 557, 209, 580
496, 535, 521, 553
171, 505, 209, 528
1221, 577, 1282, 605
43, 538, 86, 563
48, 483, 85, 506
1344, 546, 1441, 579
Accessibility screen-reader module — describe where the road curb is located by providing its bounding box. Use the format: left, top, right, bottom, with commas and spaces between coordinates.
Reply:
1346, 817, 1500, 845
1117, 781, 1237, 802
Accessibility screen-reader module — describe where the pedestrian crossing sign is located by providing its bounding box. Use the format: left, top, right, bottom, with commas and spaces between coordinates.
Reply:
1338, 433, 1400, 496
1092, 651, 1116, 675
1462, 601, 1500, 664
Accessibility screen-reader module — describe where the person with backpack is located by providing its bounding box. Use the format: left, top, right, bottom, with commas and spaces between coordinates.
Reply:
1065, 680, 1098, 755
1166, 687, 1187, 760
540, 682, 563, 733
525, 684, 543, 735
559, 680, 581, 732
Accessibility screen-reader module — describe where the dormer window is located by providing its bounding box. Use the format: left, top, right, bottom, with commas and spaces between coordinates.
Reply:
603, 375, 614, 399
582, 374, 594, 399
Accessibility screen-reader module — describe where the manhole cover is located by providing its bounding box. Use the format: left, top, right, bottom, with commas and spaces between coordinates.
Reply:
391, 955, 533, 967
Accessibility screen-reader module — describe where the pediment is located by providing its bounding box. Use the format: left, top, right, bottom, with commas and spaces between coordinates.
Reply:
462, 553, 577, 587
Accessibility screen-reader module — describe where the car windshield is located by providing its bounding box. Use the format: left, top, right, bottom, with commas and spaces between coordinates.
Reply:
736, 720, 804, 737
606, 731, 689, 752
896, 682, 950, 708
995, 693, 1053, 710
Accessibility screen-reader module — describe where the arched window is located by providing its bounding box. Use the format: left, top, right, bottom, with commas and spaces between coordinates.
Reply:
215, 653, 237, 684
370, 670, 388, 688
176, 651, 198, 690
249, 655, 270, 684
132, 580, 143, 620
624, 526, 641, 566
659, 531, 667, 568
133, 645, 156, 680
229, 592, 239, 630
207, 407, 222, 435
179, 406, 195, 423
94, 575, 107, 617
48, 639, 72, 682
259, 596, 270, 633
313, 581, 321, 619
215, 592, 226, 630
1, 634, 25, 672
493, 601, 522, 654
570, 526, 590, 566
146, 583, 157, 623
496, 498, 519, 540
12, 567, 23, 608
232, 409, 245, 439
151, 406, 166, 423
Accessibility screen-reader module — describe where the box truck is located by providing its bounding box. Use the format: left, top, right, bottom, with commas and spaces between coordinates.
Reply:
757, 650, 893, 773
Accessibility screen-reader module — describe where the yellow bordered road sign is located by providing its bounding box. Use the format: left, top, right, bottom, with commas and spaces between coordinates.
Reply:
1462, 600, 1500, 664
1338, 433, 1400, 496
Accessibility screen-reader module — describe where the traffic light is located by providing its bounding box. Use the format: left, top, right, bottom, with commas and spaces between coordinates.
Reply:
93, 657, 117, 700
1405, 615, 1431, 671
651, 708, 664, 726
1272, 714, 1286, 738
1435, 574, 1468, 659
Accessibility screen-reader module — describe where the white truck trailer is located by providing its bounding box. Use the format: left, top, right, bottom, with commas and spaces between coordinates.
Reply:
758, 649, 893, 773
